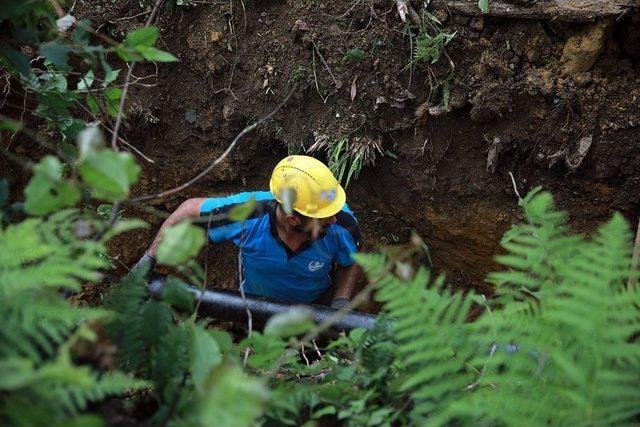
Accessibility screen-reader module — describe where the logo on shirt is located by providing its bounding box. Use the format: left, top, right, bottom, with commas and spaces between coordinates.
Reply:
308, 260, 325, 272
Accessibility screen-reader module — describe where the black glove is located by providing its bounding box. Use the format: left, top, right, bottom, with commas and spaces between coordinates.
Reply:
330, 297, 350, 310
129, 252, 156, 278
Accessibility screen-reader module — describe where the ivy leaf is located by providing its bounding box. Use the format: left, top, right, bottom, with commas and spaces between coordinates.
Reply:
156, 221, 205, 266
227, 196, 256, 222
24, 156, 80, 215
40, 41, 73, 71
76, 69, 94, 91
103, 69, 121, 88
136, 46, 179, 62
264, 307, 315, 338
191, 324, 222, 393
79, 150, 141, 201
104, 87, 122, 117
478, 0, 490, 13
124, 26, 159, 49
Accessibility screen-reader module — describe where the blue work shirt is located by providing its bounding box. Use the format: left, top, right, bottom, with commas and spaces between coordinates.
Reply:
199, 191, 362, 303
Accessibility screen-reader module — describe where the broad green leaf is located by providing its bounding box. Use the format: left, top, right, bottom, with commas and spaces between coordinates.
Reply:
125, 26, 159, 48
104, 87, 122, 117
264, 307, 315, 338
79, 150, 141, 201
156, 221, 206, 266
113, 45, 142, 62
478, 0, 490, 13
191, 324, 222, 393
227, 196, 256, 221
86, 94, 99, 115
76, 125, 105, 161
40, 41, 73, 71
24, 156, 80, 215
136, 46, 179, 62
76, 69, 94, 91
198, 362, 269, 427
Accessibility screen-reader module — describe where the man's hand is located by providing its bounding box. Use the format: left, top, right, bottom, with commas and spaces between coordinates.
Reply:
331, 297, 350, 310
129, 252, 156, 278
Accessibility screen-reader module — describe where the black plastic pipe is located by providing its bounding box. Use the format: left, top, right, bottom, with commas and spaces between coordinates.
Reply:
148, 276, 377, 333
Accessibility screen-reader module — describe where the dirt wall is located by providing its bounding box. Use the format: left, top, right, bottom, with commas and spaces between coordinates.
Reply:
77, 0, 640, 296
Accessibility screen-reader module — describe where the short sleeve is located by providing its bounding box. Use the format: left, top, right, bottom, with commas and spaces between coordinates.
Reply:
332, 210, 363, 266
199, 191, 273, 243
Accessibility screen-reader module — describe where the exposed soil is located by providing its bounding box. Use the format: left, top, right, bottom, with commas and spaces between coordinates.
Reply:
26, 1, 640, 304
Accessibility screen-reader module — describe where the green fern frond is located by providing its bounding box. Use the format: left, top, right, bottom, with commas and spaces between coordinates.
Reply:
413, 31, 455, 65
0, 211, 108, 297
356, 253, 478, 423
466, 191, 640, 426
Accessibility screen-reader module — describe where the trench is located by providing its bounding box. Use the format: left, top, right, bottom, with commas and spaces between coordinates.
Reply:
89, 0, 640, 308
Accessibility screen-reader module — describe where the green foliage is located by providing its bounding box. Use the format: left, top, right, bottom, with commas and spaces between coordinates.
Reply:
78, 149, 141, 201
413, 29, 455, 65
355, 189, 640, 426
356, 252, 479, 424
24, 156, 80, 215
227, 196, 256, 222
327, 137, 363, 188
344, 48, 367, 62
156, 221, 206, 266
464, 189, 640, 426
478, 0, 490, 13
0, 211, 148, 426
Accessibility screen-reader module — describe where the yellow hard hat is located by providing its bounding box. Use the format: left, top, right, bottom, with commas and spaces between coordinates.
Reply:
269, 155, 346, 218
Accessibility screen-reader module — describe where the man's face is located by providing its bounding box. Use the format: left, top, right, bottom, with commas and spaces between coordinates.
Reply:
292, 213, 337, 238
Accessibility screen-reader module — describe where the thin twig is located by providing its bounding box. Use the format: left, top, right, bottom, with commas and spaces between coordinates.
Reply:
110, 0, 165, 150
312, 42, 339, 88
131, 86, 295, 202
300, 342, 310, 366
72, 99, 156, 163
311, 49, 328, 104
508, 171, 522, 201
240, 282, 253, 367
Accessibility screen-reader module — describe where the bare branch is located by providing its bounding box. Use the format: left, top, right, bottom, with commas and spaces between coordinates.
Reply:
131, 86, 295, 203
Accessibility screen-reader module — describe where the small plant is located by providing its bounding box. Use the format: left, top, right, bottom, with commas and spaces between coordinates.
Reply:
413, 29, 455, 65
344, 48, 367, 62
478, 0, 490, 13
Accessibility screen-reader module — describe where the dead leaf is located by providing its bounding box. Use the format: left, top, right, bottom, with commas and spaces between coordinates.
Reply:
210, 31, 223, 42
351, 76, 358, 102
565, 134, 593, 170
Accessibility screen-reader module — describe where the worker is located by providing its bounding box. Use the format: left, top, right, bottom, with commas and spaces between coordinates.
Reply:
133, 155, 363, 309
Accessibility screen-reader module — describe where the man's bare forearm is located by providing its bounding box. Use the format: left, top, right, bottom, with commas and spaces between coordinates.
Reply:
146, 198, 206, 256
333, 263, 362, 300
